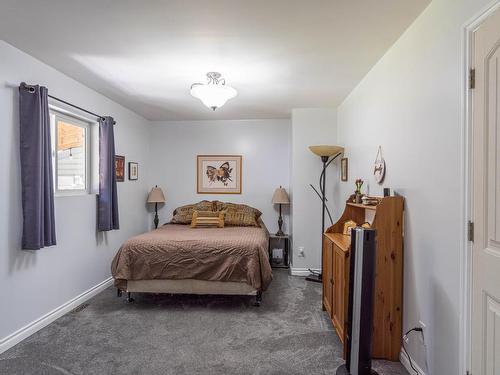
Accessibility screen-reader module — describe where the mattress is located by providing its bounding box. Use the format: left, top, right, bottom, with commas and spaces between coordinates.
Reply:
111, 223, 273, 291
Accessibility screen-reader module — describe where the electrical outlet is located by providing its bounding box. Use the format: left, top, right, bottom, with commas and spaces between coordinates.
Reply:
298, 247, 305, 257
418, 320, 426, 344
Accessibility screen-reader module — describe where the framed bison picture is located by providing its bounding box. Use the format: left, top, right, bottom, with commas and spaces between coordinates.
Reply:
197, 155, 242, 194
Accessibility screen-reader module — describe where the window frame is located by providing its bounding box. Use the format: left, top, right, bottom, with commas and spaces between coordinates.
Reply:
50, 109, 93, 197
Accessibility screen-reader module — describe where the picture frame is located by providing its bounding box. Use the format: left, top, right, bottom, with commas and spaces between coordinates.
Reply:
115, 155, 125, 182
341, 157, 348, 182
128, 162, 138, 181
197, 155, 242, 194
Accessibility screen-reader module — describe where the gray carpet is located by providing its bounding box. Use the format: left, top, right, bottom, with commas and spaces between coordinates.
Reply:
0, 270, 408, 375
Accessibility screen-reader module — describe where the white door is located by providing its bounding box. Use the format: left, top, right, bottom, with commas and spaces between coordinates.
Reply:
471, 5, 500, 375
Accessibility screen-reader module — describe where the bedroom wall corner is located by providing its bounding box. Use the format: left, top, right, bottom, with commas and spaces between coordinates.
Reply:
290, 108, 338, 271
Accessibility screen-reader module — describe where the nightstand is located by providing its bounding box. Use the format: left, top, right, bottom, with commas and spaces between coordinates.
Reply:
268, 234, 290, 268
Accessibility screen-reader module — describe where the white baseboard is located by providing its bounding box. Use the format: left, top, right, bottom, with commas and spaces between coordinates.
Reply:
0, 277, 113, 354
290, 267, 321, 276
400, 348, 426, 375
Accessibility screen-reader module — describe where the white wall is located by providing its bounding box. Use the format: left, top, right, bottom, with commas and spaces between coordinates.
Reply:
0, 41, 151, 346
336, 0, 492, 373
148, 120, 291, 234
291, 108, 338, 271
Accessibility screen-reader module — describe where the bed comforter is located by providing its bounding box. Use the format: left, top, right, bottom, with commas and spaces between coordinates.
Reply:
111, 223, 273, 291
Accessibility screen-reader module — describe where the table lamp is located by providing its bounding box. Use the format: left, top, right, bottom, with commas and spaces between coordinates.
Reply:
272, 186, 290, 236
147, 185, 166, 229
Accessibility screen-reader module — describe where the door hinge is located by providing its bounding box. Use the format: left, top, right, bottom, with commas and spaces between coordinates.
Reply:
468, 221, 474, 242
469, 68, 476, 89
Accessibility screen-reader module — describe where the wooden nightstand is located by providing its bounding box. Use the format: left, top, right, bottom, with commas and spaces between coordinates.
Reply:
268, 234, 290, 268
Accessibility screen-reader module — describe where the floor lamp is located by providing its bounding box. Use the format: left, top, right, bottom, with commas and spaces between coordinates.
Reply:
306, 145, 344, 283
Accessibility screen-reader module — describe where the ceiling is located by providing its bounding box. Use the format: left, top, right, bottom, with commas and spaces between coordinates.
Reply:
0, 0, 429, 121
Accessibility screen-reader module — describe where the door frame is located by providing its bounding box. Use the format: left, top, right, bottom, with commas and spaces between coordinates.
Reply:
461, 2, 500, 374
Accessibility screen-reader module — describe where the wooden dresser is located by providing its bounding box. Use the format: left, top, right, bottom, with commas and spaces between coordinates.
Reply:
322, 195, 404, 361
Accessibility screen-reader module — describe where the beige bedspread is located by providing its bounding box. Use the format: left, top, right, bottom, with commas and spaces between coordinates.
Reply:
111, 223, 273, 291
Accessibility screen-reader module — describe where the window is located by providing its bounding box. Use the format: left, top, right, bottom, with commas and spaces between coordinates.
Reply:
50, 111, 92, 195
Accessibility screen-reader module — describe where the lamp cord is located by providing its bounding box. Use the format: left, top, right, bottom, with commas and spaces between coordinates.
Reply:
402, 328, 424, 375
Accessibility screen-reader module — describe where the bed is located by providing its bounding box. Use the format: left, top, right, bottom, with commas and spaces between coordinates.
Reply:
111, 206, 273, 306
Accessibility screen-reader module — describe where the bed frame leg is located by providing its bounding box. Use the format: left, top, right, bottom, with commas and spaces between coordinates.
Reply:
117, 289, 122, 298
254, 291, 262, 307
126, 292, 134, 303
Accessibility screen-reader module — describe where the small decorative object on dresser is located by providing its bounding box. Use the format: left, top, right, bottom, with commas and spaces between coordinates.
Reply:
268, 234, 289, 268
354, 178, 363, 203
342, 220, 357, 236
383, 187, 394, 197
115, 155, 125, 182
147, 185, 166, 229
271, 186, 290, 236
340, 157, 348, 182
128, 162, 138, 180
361, 195, 380, 206
197, 155, 242, 194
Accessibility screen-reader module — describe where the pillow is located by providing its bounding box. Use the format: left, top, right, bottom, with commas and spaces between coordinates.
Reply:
171, 203, 196, 224
171, 201, 215, 224
191, 210, 225, 228
222, 202, 262, 219
211, 200, 225, 212
222, 203, 262, 227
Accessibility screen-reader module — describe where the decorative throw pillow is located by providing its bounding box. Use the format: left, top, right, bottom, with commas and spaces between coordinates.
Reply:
197, 200, 215, 211
171, 201, 216, 224
222, 202, 262, 219
211, 200, 224, 212
171, 204, 196, 224
222, 203, 262, 227
191, 210, 225, 228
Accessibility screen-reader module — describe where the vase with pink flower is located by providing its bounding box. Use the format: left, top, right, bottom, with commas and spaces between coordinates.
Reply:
354, 179, 363, 203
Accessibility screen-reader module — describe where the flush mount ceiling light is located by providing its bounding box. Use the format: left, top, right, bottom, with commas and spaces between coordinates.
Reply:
190, 72, 238, 111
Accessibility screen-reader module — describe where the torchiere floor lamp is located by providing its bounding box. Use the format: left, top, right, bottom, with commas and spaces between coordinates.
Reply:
306, 145, 344, 283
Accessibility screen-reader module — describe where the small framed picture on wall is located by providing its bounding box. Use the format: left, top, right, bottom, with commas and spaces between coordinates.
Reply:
341, 157, 348, 182
115, 155, 125, 182
129, 162, 138, 181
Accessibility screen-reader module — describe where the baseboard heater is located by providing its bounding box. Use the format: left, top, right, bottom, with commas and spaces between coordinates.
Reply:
336, 227, 378, 375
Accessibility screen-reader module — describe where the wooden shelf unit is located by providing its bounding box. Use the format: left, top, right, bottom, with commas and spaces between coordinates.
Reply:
346, 202, 378, 210
322, 195, 404, 361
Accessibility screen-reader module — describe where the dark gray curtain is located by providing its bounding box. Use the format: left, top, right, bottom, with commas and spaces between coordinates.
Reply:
19, 83, 57, 249
98, 117, 119, 231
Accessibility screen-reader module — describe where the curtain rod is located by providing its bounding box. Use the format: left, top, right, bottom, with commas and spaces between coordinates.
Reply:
20, 83, 115, 124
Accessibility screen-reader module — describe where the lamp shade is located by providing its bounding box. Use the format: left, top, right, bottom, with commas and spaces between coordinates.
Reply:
272, 186, 290, 204
190, 84, 237, 111
309, 145, 344, 157
190, 72, 238, 111
147, 186, 165, 203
